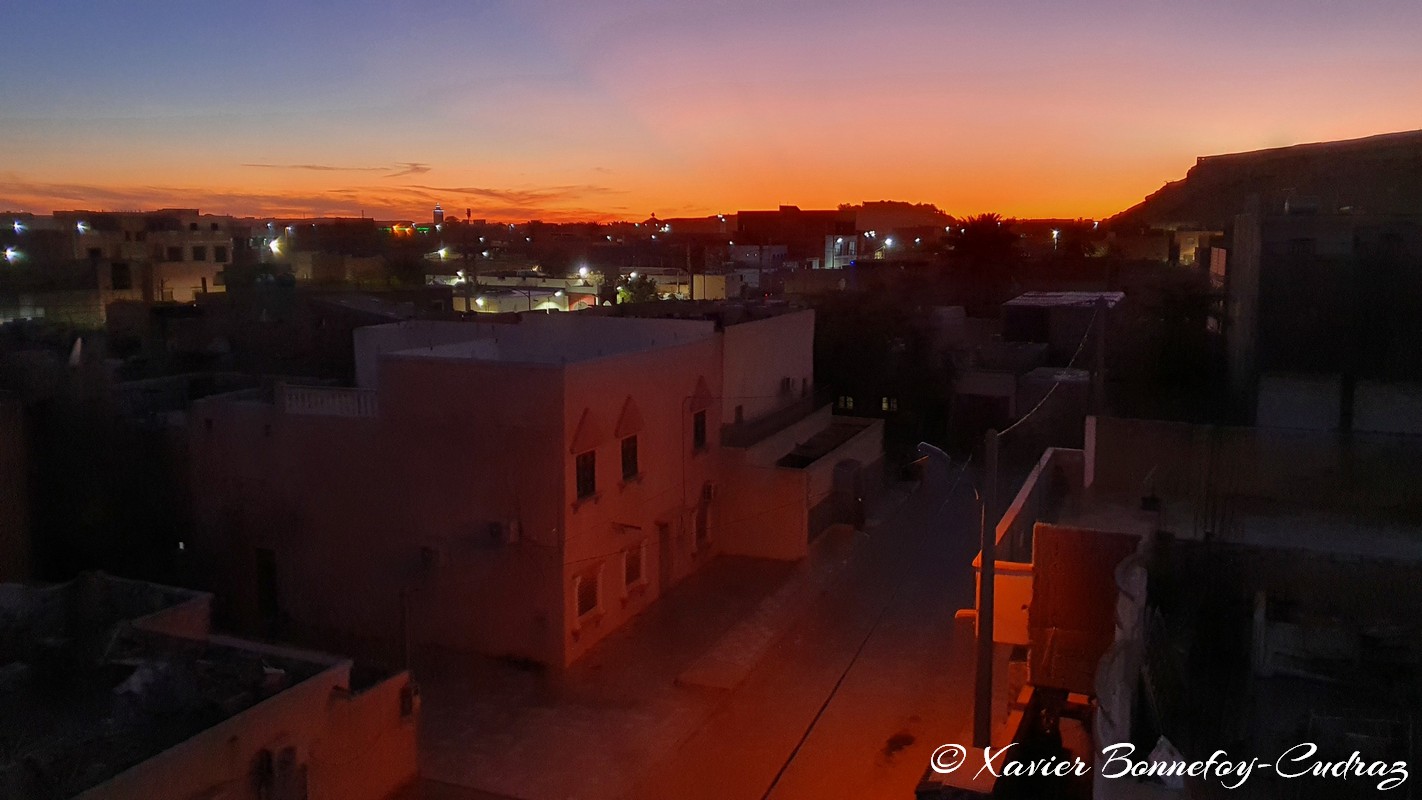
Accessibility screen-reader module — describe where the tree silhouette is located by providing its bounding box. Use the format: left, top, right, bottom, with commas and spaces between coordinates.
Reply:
617, 274, 659, 304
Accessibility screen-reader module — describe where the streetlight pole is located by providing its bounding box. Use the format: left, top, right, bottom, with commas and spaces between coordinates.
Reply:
977, 429, 999, 748
918, 435, 997, 750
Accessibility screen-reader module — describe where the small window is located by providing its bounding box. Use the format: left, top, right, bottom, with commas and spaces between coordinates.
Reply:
692, 410, 707, 451
210, 222, 220, 231
576, 450, 597, 499
110, 262, 132, 291
192, 245, 207, 262
838, 395, 855, 410
621, 436, 638, 481
214, 245, 229, 263
87, 247, 103, 261
575, 571, 599, 617
189, 222, 199, 231
624, 542, 644, 587
166, 246, 183, 261
881, 397, 898, 412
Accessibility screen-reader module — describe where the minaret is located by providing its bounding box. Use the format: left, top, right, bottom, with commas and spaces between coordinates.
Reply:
433, 203, 445, 224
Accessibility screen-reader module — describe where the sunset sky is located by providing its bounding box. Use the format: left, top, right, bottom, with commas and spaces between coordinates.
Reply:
3, 0, 1421, 222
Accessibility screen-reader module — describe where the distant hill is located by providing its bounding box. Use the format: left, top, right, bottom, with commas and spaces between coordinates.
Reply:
1109, 129, 1422, 230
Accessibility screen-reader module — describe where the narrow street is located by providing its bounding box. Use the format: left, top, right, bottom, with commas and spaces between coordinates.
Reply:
630, 457, 995, 800
415, 458, 1000, 800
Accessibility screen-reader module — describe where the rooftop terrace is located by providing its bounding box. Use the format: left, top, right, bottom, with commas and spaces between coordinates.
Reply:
0, 574, 337, 799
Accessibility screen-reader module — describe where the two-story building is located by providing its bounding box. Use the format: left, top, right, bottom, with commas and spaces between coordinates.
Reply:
188, 308, 881, 667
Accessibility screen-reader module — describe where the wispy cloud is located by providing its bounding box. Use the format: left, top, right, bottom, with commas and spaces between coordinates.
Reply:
241, 163, 386, 173
240, 162, 432, 179
386, 162, 431, 178
0, 174, 629, 223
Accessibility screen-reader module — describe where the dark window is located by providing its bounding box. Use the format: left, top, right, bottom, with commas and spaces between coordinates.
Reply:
692, 410, 707, 451
110, 262, 131, 291
192, 245, 207, 261
214, 245, 228, 262
87, 247, 103, 261
135, 231, 146, 242
576, 450, 597, 499
189, 222, 198, 231
625, 544, 643, 586
576, 572, 599, 617
621, 436, 638, 480
166, 246, 183, 261
210, 222, 220, 231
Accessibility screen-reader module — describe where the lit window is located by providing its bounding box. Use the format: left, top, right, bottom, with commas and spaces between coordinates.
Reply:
624, 542, 644, 587
621, 436, 639, 480
575, 571, 599, 618
881, 397, 898, 412
692, 410, 707, 451
576, 450, 596, 499
838, 395, 854, 410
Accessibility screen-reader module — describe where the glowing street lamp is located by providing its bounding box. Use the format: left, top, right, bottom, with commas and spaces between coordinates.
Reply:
474, 296, 486, 309
4, 247, 20, 264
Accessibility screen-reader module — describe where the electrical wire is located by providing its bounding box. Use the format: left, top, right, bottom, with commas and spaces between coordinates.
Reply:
997, 301, 1102, 439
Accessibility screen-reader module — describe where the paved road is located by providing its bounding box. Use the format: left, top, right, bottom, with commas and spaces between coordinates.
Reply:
631, 458, 999, 800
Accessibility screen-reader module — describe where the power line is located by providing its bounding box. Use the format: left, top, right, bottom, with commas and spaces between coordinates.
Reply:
997, 301, 1101, 439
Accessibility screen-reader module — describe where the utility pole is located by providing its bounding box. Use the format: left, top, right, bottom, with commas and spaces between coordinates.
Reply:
1093, 296, 1108, 414
974, 428, 999, 748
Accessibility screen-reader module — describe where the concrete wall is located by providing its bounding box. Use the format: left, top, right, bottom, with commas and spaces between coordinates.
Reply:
1256, 372, 1340, 430
1355, 380, 1422, 435
1091, 415, 1422, 515
719, 413, 883, 561
80, 658, 418, 800
720, 310, 814, 424
190, 356, 568, 665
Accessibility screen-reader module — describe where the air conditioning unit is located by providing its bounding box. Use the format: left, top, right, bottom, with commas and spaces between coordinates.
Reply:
489, 519, 522, 545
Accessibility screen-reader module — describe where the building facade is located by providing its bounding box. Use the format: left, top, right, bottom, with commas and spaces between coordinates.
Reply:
189, 309, 882, 667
